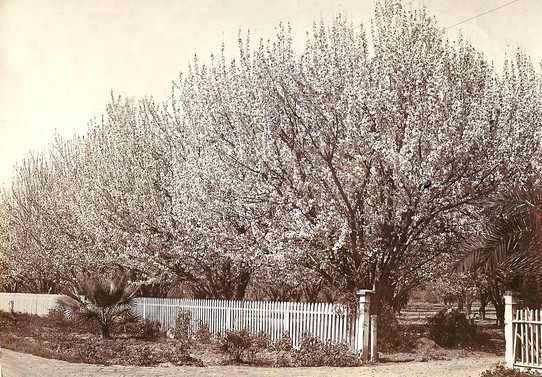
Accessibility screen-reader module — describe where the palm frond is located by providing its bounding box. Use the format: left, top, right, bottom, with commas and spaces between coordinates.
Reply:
496, 187, 542, 217
457, 187, 542, 282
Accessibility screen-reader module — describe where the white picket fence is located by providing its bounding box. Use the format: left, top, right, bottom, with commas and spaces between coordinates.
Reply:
0, 293, 63, 316
505, 293, 542, 371
512, 308, 542, 370
0, 291, 376, 358
137, 297, 353, 348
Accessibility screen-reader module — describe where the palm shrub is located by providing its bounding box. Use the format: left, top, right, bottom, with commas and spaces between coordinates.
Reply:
58, 270, 140, 339
457, 187, 542, 323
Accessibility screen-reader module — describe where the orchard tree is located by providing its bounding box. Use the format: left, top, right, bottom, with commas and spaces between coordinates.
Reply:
168, 89, 274, 299
177, 1, 542, 307
54, 94, 188, 293
0, 150, 71, 292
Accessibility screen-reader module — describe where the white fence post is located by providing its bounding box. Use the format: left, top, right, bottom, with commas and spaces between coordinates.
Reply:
370, 314, 378, 362
356, 289, 374, 362
505, 291, 519, 368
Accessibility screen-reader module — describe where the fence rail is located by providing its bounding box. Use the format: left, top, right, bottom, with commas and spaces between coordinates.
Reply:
0, 292, 375, 358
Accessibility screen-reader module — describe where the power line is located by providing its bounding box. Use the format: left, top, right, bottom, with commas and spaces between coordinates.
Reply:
445, 0, 520, 30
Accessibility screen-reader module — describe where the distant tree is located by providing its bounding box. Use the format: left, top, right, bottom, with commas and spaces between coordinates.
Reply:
429, 272, 480, 316
0, 151, 70, 292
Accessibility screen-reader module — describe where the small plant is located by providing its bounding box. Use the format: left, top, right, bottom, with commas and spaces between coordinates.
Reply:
481, 365, 541, 376
271, 331, 293, 352
219, 328, 265, 363
220, 328, 253, 363
248, 331, 269, 360
293, 332, 360, 367
123, 318, 163, 340
174, 309, 192, 342
194, 319, 212, 343
133, 345, 157, 366
46, 305, 69, 326
427, 308, 486, 348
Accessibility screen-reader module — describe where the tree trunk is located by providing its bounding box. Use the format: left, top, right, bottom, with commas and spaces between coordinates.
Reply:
489, 295, 505, 326
457, 295, 464, 310
101, 323, 111, 339
374, 273, 396, 310
478, 292, 489, 320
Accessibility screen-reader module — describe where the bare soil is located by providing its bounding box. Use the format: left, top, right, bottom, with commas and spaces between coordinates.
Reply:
1, 348, 503, 377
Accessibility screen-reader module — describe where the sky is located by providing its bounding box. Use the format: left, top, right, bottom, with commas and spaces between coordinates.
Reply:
1, 0, 541, 188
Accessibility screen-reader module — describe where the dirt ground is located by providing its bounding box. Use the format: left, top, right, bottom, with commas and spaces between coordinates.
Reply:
0, 348, 503, 377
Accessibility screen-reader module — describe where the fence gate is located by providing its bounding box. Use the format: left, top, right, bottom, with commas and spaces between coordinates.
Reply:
505, 292, 542, 371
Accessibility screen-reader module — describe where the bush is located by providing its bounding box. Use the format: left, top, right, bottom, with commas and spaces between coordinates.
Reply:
174, 309, 192, 342
45, 306, 101, 335
219, 328, 256, 363
427, 308, 486, 348
122, 318, 163, 340
481, 365, 541, 376
215, 329, 359, 367
292, 332, 360, 367
378, 303, 416, 352
270, 331, 293, 352
194, 320, 212, 343
133, 345, 156, 366
128, 342, 198, 366
251, 331, 269, 353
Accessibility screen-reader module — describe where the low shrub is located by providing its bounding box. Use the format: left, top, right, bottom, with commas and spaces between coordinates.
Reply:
219, 328, 256, 363
427, 308, 486, 348
122, 318, 163, 340
174, 309, 192, 342
248, 331, 269, 360
292, 332, 360, 367
270, 331, 293, 352
194, 320, 211, 344
215, 329, 359, 367
45, 305, 69, 326
378, 303, 417, 352
481, 365, 541, 376
133, 345, 156, 366
130, 342, 197, 366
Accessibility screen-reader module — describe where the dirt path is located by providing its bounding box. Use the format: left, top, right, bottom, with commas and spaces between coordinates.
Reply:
0, 348, 503, 377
